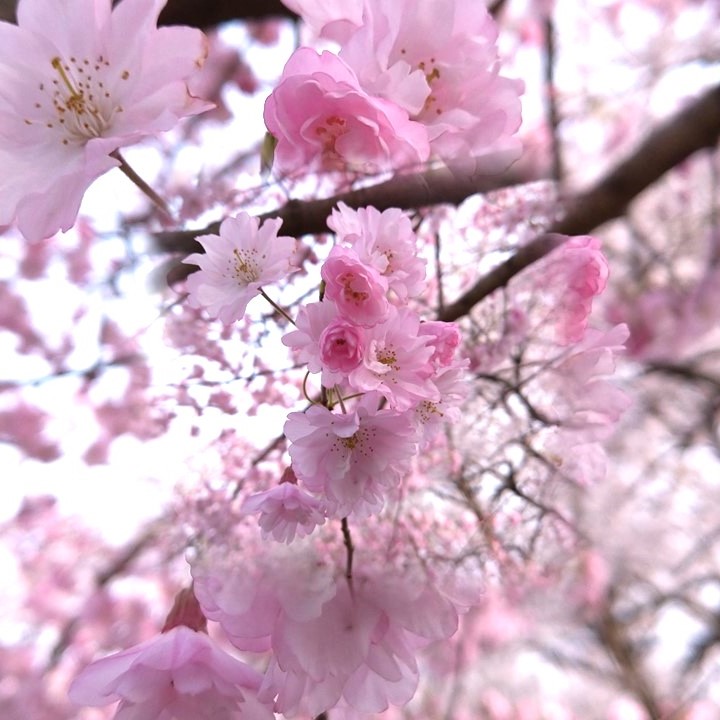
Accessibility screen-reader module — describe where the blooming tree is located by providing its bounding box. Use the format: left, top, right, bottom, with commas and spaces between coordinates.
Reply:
2, 0, 720, 719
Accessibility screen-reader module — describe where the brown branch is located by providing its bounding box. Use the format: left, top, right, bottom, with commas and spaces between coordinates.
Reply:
437, 83, 720, 321
158, 0, 297, 29
154, 163, 535, 257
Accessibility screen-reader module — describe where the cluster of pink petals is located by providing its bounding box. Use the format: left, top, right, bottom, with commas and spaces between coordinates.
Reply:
545, 235, 610, 345
192, 550, 461, 718
183, 213, 296, 324
0, 0, 212, 241
264, 48, 429, 175
273, 203, 468, 525
68, 625, 274, 719
269, 0, 522, 173
285, 393, 417, 518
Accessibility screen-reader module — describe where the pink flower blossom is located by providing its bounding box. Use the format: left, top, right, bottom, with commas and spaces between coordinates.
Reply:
320, 316, 365, 375
327, 202, 426, 302
284, 394, 417, 518
263, 47, 429, 175
339, 0, 523, 166
418, 320, 462, 368
264, 570, 460, 717
0, 0, 211, 241
349, 307, 439, 411
545, 234, 610, 345
321, 245, 390, 328
241, 481, 326, 543
68, 625, 274, 719
282, 300, 356, 387
183, 213, 296, 324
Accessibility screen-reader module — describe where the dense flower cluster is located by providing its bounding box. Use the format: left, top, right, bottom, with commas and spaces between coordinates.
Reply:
57, 1, 632, 719
264, 0, 522, 174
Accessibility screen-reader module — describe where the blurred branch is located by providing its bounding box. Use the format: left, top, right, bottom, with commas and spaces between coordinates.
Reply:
158, 0, 297, 28
438, 83, 720, 321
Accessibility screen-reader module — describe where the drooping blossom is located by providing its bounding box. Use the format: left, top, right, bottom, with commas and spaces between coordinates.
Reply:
261, 569, 461, 717
284, 394, 417, 518
192, 541, 338, 653
327, 202, 426, 302
349, 306, 439, 411
319, 316, 366, 375
418, 320, 462, 368
339, 0, 523, 166
68, 625, 274, 719
183, 213, 296, 324
263, 47, 429, 175
544, 234, 610, 345
321, 245, 390, 327
241, 471, 326, 543
0, 0, 212, 241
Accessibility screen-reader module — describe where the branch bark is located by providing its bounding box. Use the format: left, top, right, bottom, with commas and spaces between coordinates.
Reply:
437, 82, 720, 320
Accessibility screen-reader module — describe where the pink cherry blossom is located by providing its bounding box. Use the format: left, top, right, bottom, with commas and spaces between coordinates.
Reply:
321, 245, 390, 327
284, 394, 417, 518
241, 480, 326, 543
282, 300, 348, 387
183, 213, 296, 324
545, 234, 610, 345
0, 0, 211, 241
349, 306, 439, 411
264, 569, 460, 717
418, 320, 462, 368
339, 0, 523, 166
68, 625, 274, 719
263, 47, 429, 175
319, 316, 365, 375
327, 202, 426, 302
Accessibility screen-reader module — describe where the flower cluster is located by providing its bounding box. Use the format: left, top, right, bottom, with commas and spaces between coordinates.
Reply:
236, 202, 470, 532
264, 0, 522, 174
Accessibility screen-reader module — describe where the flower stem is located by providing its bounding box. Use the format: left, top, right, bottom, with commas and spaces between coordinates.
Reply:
259, 288, 295, 325
341, 517, 354, 592
110, 150, 173, 220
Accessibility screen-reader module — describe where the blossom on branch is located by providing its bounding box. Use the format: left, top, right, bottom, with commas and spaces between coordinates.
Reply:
183, 213, 296, 324
0, 0, 211, 241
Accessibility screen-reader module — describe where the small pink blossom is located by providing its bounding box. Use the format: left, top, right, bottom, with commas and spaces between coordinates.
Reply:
284, 394, 417, 518
321, 245, 389, 328
418, 320, 462, 368
0, 0, 212, 241
68, 625, 274, 719
327, 203, 426, 302
241, 481, 326, 543
319, 316, 365, 374
183, 213, 296, 324
546, 234, 610, 345
263, 47, 429, 175
349, 307, 439, 411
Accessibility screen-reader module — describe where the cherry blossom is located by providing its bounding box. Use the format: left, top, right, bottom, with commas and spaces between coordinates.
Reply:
339, 0, 523, 165
0, 0, 211, 241
327, 202, 427, 302
68, 625, 274, 719
183, 213, 296, 324
263, 47, 429, 175
321, 245, 390, 328
348, 306, 439, 411
284, 394, 417, 518
241, 477, 326, 543
279, 0, 365, 42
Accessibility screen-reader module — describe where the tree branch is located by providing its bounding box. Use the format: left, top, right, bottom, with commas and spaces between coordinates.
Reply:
437, 82, 720, 321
